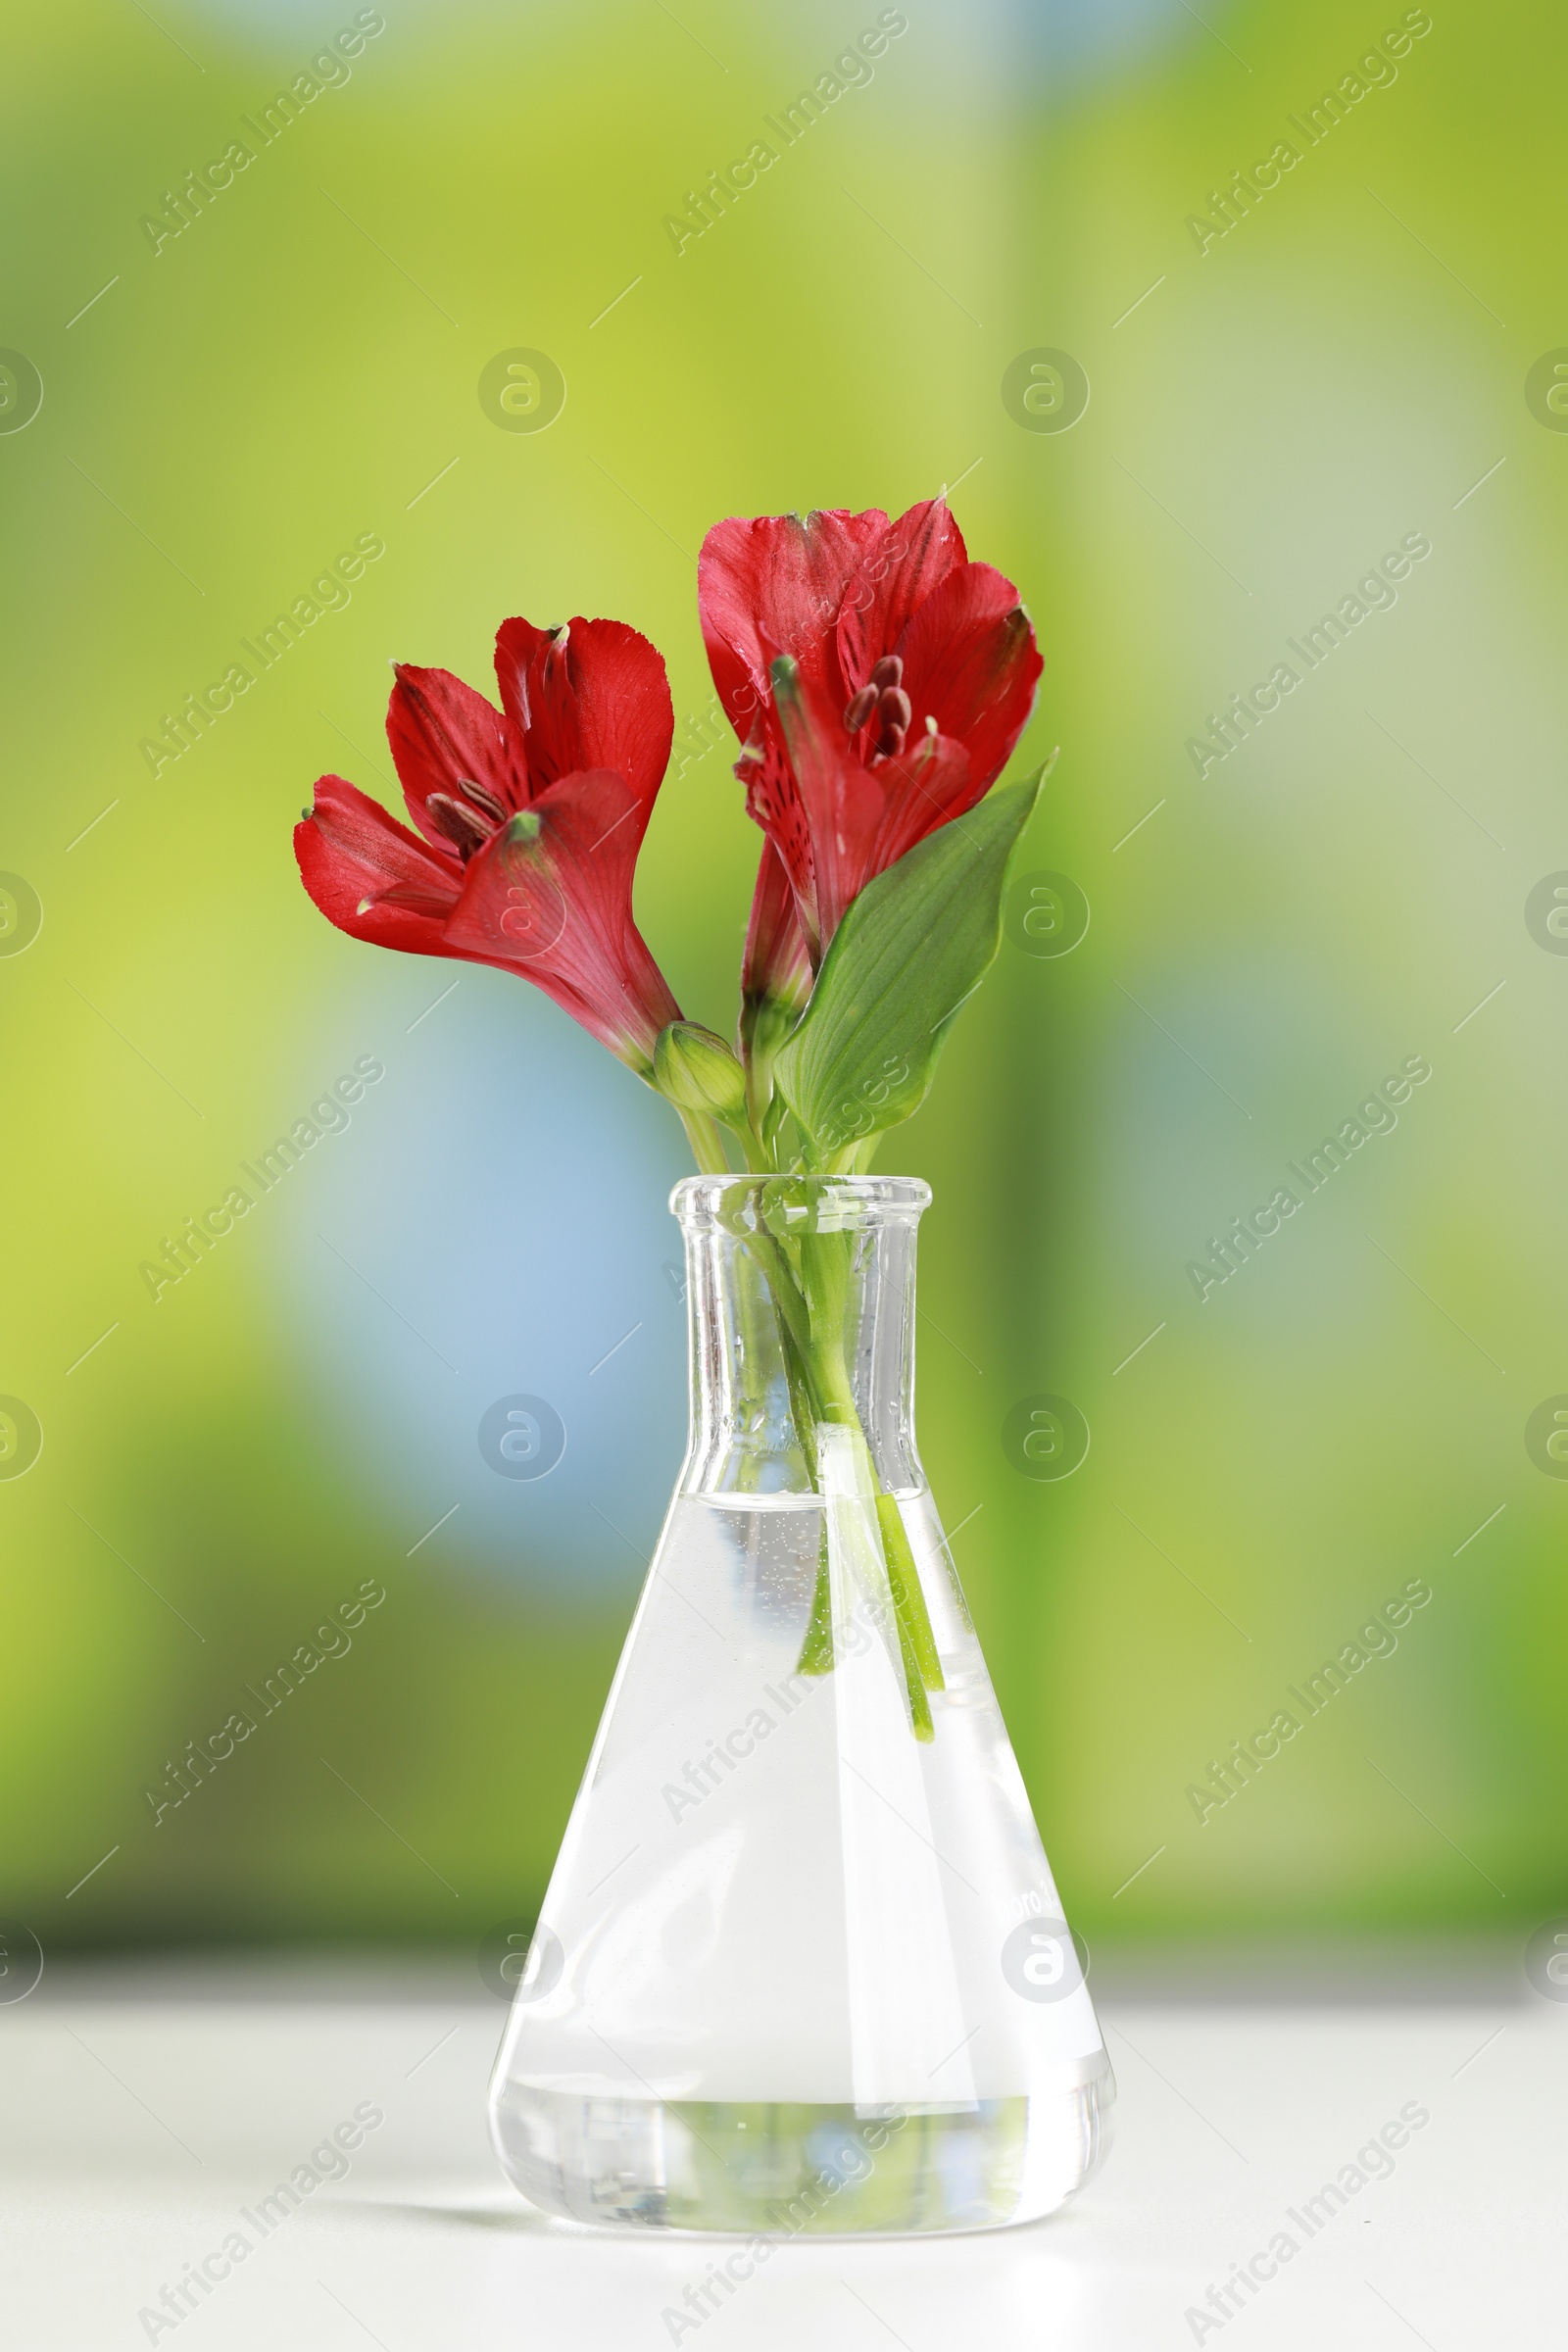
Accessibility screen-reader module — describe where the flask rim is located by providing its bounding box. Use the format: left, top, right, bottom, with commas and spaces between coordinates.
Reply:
670, 1173, 931, 1233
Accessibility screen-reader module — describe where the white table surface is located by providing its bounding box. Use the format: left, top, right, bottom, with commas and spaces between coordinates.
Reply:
3, 1948, 1557, 2349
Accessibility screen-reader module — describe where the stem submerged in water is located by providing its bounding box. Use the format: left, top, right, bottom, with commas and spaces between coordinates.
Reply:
876, 1493, 944, 1697
741, 1226, 943, 1736
795, 1528, 835, 1677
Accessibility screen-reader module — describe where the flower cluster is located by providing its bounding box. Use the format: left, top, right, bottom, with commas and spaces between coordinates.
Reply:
294, 498, 1042, 1170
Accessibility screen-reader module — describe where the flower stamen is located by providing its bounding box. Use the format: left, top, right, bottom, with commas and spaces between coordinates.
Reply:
457, 776, 508, 825
425, 791, 493, 860
873, 685, 911, 760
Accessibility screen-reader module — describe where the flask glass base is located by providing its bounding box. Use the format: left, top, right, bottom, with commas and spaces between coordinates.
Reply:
491, 2079, 1113, 2234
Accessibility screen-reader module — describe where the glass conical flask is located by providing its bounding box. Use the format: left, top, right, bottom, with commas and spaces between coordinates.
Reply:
489, 1175, 1112, 2233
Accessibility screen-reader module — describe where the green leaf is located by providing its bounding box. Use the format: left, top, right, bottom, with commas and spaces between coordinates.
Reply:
774, 765, 1048, 1156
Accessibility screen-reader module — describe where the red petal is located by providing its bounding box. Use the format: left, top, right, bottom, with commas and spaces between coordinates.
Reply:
866, 731, 977, 874
295, 774, 463, 956
699, 509, 888, 746
835, 498, 968, 697
771, 660, 885, 952
495, 615, 674, 807
742, 838, 812, 1016
386, 664, 532, 846
895, 564, 1043, 793
735, 729, 815, 944
492, 616, 553, 728
442, 769, 680, 1070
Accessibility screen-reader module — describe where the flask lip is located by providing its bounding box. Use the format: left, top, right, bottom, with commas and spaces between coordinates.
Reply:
670, 1173, 931, 1233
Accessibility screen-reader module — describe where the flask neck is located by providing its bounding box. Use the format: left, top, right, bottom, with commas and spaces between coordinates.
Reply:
673, 1177, 929, 1499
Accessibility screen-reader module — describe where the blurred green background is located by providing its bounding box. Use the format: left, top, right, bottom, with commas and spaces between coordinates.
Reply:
3, 0, 1561, 1958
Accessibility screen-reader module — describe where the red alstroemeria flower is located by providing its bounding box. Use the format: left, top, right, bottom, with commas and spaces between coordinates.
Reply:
294, 617, 681, 1074
699, 498, 1043, 971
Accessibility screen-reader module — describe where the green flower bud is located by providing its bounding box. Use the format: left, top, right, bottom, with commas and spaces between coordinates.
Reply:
654, 1022, 749, 1122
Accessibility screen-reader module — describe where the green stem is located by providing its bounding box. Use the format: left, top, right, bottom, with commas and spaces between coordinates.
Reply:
764, 1229, 944, 1737
743, 1231, 814, 1366
773, 1315, 833, 1676
736, 1217, 943, 1734
732, 1121, 771, 1173
876, 1493, 945, 1696
760, 1091, 790, 1168
678, 1108, 730, 1174
885, 1570, 934, 1740
795, 1526, 835, 1678
774, 1317, 822, 1484
737, 1238, 834, 1677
